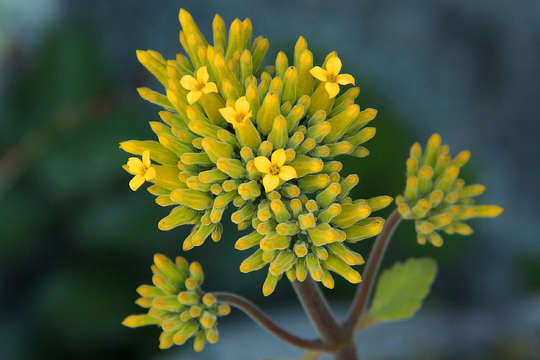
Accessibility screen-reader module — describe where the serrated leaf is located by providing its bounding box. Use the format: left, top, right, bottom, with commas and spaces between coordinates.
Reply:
362, 257, 437, 327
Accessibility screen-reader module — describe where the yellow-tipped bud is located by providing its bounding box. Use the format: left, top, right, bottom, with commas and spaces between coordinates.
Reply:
345, 217, 385, 242
328, 242, 365, 265
239, 249, 266, 273
235, 231, 264, 250
122, 314, 160, 328
325, 254, 362, 283
316, 183, 341, 208
269, 250, 296, 276
189, 305, 202, 318
428, 232, 444, 247
276, 222, 300, 236
332, 203, 371, 228
290, 155, 323, 177
262, 272, 279, 296
260, 233, 291, 251
473, 205, 503, 218
126, 297, 151, 309
200, 311, 217, 329
217, 304, 231, 316
178, 291, 200, 305
193, 331, 206, 352
412, 199, 432, 218
237, 180, 262, 200
202, 293, 217, 307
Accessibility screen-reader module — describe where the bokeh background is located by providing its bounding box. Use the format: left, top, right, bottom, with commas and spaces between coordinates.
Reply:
1, 0, 539, 359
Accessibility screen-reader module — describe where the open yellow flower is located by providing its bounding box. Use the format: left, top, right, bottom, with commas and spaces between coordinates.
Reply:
180, 66, 218, 104
125, 150, 156, 191
218, 96, 253, 129
254, 149, 298, 192
309, 55, 355, 98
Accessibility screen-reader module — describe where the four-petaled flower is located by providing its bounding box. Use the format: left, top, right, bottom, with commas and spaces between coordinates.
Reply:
125, 150, 156, 191
254, 149, 298, 192
218, 96, 253, 129
309, 55, 355, 98
180, 66, 218, 104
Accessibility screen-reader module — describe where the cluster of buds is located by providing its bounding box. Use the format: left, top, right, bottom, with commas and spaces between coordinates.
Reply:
396, 134, 503, 246
122, 254, 230, 351
120, 9, 391, 294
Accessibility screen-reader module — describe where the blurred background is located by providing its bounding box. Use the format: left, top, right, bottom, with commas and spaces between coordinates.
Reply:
1, 0, 539, 359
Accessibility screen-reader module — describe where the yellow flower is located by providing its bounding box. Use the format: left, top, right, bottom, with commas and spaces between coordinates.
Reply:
125, 150, 156, 191
309, 55, 355, 98
218, 96, 253, 129
180, 66, 218, 104
254, 149, 298, 192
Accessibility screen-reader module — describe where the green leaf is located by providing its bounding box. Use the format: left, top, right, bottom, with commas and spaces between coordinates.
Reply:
362, 257, 437, 327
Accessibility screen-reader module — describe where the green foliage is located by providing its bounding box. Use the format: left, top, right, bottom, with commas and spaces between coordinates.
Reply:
362, 258, 437, 327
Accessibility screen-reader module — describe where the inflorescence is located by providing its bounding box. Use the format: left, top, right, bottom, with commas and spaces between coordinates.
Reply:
121, 9, 391, 295
122, 254, 230, 351
396, 133, 503, 247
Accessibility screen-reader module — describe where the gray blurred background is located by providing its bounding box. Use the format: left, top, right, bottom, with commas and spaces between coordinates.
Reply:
1, 0, 539, 359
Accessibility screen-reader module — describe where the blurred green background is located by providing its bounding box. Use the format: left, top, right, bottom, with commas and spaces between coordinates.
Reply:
1, 1, 539, 359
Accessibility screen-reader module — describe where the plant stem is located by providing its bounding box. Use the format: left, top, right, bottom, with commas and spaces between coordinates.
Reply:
343, 209, 402, 335
214, 292, 332, 352
292, 276, 345, 351
334, 343, 359, 360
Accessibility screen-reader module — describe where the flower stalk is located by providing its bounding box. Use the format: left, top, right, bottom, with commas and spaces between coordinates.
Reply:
344, 209, 402, 335
214, 292, 331, 352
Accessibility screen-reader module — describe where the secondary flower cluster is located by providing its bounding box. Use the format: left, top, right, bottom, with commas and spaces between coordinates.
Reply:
396, 134, 503, 246
122, 254, 230, 351
121, 9, 390, 294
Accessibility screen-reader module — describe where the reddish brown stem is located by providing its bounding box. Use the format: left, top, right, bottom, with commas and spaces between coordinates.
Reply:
343, 209, 402, 335
214, 291, 332, 352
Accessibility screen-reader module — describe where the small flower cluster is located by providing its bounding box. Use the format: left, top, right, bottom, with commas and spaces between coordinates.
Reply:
120, 9, 391, 294
122, 254, 230, 351
396, 134, 503, 246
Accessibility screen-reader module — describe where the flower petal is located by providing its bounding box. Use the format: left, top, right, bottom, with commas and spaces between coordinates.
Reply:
196, 66, 209, 83
279, 165, 297, 181
219, 107, 237, 126
337, 73, 355, 86
145, 166, 156, 181
253, 156, 271, 174
187, 90, 202, 104
262, 174, 280, 192
324, 82, 340, 98
309, 66, 328, 82
271, 149, 287, 167
180, 75, 198, 91
129, 175, 145, 191
126, 157, 143, 174
202, 82, 218, 94
326, 56, 342, 75
235, 96, 250, 114
142, 150, 151, 168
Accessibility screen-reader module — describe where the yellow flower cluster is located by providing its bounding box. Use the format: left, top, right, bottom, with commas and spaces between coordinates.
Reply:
396, 134, 503, 247
120, 9, 389, 295
122, 254, 230, 351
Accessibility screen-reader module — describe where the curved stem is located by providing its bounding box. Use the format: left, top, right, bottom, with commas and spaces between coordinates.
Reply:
334, 343, 359, 360
343, 209, 402, 335
292, 276, 345, 350
214, 291, 332, 352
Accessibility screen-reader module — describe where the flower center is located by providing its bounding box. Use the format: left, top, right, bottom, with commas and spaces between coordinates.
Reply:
235, 113, 245, 123
327, 74, 337, 82
269, 164, 280, 176
195, 81, 205, 91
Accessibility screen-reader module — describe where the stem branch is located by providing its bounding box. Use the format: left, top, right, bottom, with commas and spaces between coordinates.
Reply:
292, 276, 345, 350
214, 291, 332, 352
343, 209, 402, 335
